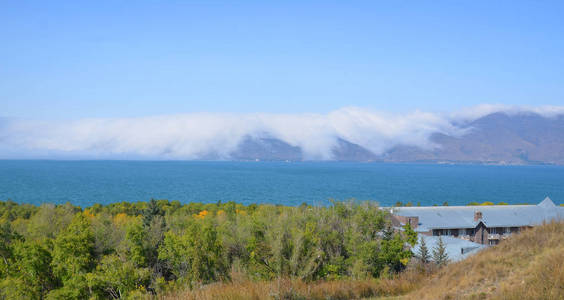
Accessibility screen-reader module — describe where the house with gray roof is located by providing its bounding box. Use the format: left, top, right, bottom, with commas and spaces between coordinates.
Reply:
392, 197, 564, 245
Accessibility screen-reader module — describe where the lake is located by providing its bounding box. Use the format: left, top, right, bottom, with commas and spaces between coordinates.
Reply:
0, 160, 562, 207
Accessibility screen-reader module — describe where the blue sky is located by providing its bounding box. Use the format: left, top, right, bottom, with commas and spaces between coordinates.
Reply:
1, 1, 563, 119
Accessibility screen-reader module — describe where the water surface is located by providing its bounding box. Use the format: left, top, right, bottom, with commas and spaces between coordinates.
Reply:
0, 160, 562, 207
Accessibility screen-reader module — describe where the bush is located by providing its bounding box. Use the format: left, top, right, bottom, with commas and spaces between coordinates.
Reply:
0, 199, 416, 298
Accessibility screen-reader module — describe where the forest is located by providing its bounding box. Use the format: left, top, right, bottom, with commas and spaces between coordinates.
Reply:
0, 199, 443, 299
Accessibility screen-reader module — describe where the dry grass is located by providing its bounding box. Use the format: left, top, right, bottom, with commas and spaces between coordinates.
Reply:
402, 221, 564, 300
162, 270, 425, 300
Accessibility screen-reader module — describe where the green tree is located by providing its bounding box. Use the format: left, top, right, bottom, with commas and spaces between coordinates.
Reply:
159, 221, 228, 286
25, 203, 78, 241
0, 199, 416, 295
379, 233, 412, 273
124, 221, 147, 267
417, 237, 429, 264
349, 240, 382, 278
141, 199, 167, 274
91, 213, 122, 257
0, 240, 54, 299
45, 275, 89, 300
245, 219, 275, 279
50, 213, 95, 298
403, 223, 418, 247
432, 236, 449, 267
291, 221, 324, 281
0, 222, 19, 269
86, 254, 150, 299
143, 199, 163, 228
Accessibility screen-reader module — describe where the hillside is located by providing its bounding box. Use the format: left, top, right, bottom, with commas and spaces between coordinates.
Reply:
2, 199, 560, 299
166, 222, 563, 300
384, 113, 564, 165
402, 221, 564, 300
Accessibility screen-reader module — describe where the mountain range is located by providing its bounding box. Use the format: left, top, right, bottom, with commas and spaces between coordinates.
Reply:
229, 112, 564, 165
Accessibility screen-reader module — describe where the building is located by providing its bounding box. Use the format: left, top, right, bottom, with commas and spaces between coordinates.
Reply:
392, 197, 564, 246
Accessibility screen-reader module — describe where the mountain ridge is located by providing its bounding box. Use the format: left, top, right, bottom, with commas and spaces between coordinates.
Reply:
228, 112, 564, 165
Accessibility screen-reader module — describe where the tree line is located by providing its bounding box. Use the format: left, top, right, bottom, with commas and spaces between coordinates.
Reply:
0, 199, 447, 299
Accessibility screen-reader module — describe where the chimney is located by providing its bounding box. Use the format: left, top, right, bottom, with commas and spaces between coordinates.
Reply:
474, 211, 482, 222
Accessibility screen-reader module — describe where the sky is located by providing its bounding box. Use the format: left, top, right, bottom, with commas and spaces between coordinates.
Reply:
1, 1, 564, 159
1, 1, 564, 120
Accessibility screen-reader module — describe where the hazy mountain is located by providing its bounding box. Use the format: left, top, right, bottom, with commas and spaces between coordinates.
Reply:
331, 138, 380, 161
383, 112, 564, 164
230, 136, 303, 161
229, 112, 564, 165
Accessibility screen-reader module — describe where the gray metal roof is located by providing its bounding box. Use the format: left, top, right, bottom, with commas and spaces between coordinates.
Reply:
394, 197, 564, 231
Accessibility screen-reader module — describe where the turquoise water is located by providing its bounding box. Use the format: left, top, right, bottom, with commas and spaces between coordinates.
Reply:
0, 160, 562, 207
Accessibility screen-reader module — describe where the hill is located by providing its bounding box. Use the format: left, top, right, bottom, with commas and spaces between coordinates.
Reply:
165, 222, 563, 300
384, 112, 564, 165
401, 221, 564, 299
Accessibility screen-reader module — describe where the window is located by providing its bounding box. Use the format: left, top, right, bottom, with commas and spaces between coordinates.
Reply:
434, 229, 449, 236
490, 228, 497, 234
461, 228, 473, 236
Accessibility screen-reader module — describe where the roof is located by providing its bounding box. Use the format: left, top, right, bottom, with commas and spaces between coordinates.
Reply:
393, 197, 564, 232
413, 234, 487, 262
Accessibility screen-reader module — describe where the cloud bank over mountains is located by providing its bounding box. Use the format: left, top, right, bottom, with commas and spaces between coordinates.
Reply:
1, 105, 563, 160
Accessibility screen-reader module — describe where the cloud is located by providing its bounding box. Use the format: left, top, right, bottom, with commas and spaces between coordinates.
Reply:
450, 104, 564, 122
1, 105, 563, 160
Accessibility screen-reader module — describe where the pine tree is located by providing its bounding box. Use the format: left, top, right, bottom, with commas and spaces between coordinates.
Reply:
141, 199, 166, 271
418, 236, 429, 264
143, 199, 163, 228
432, 236, 449, 267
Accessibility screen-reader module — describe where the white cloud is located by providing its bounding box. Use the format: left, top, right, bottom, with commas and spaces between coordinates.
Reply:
450, 104, 564, 122
1, 105, 563, 160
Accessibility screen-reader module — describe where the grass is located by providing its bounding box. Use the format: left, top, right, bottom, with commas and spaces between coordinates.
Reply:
163, 221, 564, 300
162, 270, 426, 300
401, 221, 564, 300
